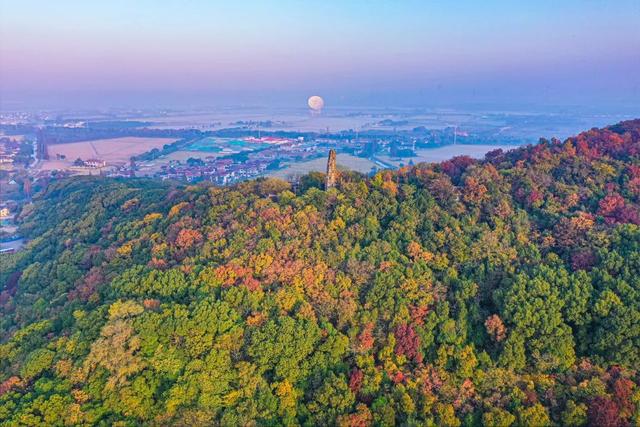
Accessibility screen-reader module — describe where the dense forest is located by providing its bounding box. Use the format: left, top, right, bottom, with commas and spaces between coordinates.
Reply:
1, 120, 640, 426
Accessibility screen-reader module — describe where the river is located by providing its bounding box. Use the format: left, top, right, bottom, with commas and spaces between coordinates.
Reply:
376, 143, 523, 168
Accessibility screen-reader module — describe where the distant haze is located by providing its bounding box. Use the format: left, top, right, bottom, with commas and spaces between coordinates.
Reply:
1, 0, 639, 110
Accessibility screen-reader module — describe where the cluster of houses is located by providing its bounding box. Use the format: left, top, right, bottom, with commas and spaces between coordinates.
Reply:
157, 159, 269, 184
116, 134, 416, 185
142, 138, 320, 184
0, 137, 24, 166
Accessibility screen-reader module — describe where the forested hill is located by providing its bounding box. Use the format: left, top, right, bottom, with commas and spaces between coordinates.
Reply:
1, 120, 640, 426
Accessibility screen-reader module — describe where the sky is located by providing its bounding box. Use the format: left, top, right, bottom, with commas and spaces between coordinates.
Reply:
1, 0, 639, 110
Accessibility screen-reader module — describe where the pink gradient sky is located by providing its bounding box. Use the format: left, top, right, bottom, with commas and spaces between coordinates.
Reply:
1, 0, 638, 109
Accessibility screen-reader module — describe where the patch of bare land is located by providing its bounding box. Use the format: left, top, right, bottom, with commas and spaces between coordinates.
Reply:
43, 137, 177, 168
37, 161, 113, 175
38, 160, 73, 171
268, 154, 376, 179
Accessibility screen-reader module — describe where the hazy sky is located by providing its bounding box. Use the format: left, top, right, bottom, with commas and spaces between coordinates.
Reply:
1, 0, 639, 110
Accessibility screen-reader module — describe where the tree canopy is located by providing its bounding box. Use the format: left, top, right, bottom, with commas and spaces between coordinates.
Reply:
1, 120, 640, 425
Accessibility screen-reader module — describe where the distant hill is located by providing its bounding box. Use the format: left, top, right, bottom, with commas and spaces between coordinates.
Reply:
1, 120, 639, 425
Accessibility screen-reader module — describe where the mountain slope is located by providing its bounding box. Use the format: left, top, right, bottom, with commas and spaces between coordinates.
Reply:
1, 120, 639, 425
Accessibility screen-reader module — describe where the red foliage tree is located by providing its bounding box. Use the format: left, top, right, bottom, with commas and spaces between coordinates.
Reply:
242, 276, 261, 292
571, 250, 597, 271
394, 324, 422, 363
349, 368, 364, 394
441, 155, 476, 183
527, 189, 543, 206
69, 267, 104, 301
148, 257, 168, 270
356, 322, 375, 352
0, 376, 22, 396
340, 404, 373, 427
587, 396, 623, 427
0, 270, 21, 305
618, 205, 640, 225
484, 314, 506, 342
612, 377, 635, 418
391, 371, 405, 384
598, 194, 640, 225
598, 195, 625, 217
463, 176, 488, 205
175, 228, 203, 250
627, 177, 640, 197
410, 305, 430, 326
143, 299, 161, 311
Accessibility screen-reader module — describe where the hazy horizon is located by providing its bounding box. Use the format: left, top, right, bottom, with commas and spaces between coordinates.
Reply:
1, 0, 639, 111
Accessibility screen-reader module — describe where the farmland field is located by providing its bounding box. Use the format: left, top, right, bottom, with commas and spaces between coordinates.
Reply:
134, 150, 219, 176
186, 137, 268, 152
46, 137, 177, 165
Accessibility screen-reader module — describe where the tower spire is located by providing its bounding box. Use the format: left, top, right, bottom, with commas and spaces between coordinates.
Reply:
325, 149, 337, 190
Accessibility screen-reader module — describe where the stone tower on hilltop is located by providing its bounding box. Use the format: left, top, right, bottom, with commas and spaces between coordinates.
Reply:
325, 149, 338, 190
